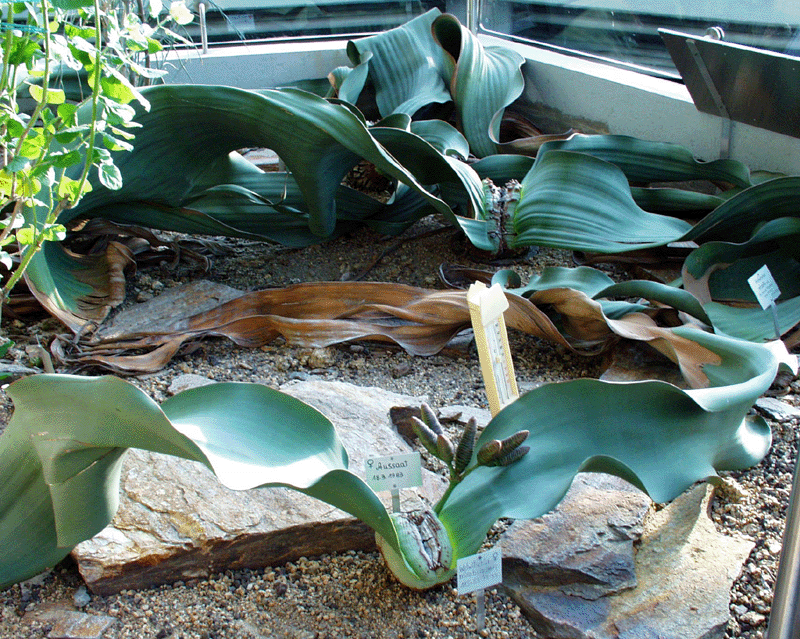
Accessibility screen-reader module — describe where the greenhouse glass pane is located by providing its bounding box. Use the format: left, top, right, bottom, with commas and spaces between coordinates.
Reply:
183, 0, 447, 45
480, 0, 800, 77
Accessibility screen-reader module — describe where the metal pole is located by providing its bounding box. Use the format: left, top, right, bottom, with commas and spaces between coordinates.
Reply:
766, 452, 800, 639
199, 2, 208, 55
475, 589, 485, 631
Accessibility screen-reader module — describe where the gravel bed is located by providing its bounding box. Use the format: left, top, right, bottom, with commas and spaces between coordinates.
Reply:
3, 552, 531, 639
0, 215, 797, 638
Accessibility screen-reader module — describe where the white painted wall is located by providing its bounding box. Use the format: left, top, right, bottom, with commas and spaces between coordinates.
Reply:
161, 35, 800, 174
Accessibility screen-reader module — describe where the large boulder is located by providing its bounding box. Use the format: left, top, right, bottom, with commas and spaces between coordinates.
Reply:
72, 380, 446, 595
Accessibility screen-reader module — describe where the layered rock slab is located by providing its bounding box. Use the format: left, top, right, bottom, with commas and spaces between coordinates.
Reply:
72, 380, 446, 595
502, 480, 753, 639
502, 473, 651, 602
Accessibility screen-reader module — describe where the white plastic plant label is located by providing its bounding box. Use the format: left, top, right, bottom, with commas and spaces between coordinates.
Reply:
456, 545, 503, 595
748, 265, 781, 310
364, 452, 422, 493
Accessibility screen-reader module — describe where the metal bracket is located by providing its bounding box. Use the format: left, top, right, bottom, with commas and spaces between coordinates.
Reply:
661, 27, 800, 140
685, 37, 732, 158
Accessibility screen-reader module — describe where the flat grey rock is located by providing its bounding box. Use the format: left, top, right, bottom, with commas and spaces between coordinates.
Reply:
503, 474, 650, 601
167, 373, 214, 394
503, 481, 753, 639
26, 603, 115, 639
72, 381, 445, 595
0, 362, 40, 381
95, 280, 243, 342
755, 396, 800, 422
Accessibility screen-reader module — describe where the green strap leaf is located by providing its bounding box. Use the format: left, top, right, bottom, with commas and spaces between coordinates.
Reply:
535, 135, 753, 188
682, 217, 800, 341
595, 279, 712, 326
0, 376, 398, 589
511, 150, 692, 252
704, 300, 800, 343
431, 13, 525, 158
409, 119, 470, 160
494, 265, 616, 298
69, 85, 453, 238
347, 9, 451, 117
472, 154, 536, 184
0, 375, 203, 583
684, 176, 800, 243
23, 242, 102, 331
330, 50, 372, 105
684, 217, 800, 304
369, 125, 493, 248
630, 186, 725, 213
438, 330, 784, 559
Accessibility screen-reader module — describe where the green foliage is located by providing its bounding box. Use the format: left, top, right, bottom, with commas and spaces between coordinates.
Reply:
0, 375, 398, 589
1, 7, 799, 597
509, 149, 694, 252
340, 9, 524, 156
0, 331, 793, 590
437, 331, 795, 560
0, 0, 189, 315
1, 9, 793, 342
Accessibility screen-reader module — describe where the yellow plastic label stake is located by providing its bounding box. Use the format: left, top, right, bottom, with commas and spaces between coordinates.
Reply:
467, 282, 519, 416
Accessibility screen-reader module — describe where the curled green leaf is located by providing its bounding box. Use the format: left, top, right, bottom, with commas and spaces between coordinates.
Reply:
438, 330, 794, 560
0, 375, 400, 589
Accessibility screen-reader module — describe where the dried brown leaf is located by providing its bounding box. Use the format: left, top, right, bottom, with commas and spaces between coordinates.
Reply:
68, 279, 719, 385
71, 336, 188, 374
71, 280, 568, 373
529, 286, 720, 388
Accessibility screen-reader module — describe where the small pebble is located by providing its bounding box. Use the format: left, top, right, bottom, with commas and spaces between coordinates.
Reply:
73, 585, 91, 608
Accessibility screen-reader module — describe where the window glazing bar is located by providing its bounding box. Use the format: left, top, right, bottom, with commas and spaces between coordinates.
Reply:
467, 0, 478, 33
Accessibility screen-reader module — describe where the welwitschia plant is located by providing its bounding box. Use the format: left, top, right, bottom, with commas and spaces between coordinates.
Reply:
2, 8, 797, 347
0, 330, 794, 591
